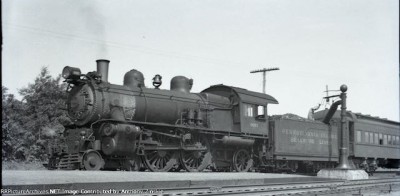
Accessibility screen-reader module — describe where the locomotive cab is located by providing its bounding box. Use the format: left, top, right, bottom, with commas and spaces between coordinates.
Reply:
202, 85, 278, 135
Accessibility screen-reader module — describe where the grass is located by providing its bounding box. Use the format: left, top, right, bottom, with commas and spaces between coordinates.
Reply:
2, 160, 46, 170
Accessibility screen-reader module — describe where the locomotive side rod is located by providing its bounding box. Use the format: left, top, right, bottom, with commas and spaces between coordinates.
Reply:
142, 146, 207, 151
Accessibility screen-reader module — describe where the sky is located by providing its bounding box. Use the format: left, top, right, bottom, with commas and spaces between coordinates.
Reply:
2, 0, 399, 121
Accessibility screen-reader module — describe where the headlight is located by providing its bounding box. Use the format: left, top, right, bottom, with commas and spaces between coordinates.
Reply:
62, 66, 81, 80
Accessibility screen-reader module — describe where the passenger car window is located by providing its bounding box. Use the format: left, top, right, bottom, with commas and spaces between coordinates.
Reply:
379, 133, 383, 145
374, 133, 379, 145
365, 132, 369, 143
384, 135, 387, 145
356, 131, 361, 143
388, 135, 392, 145
369, 132, 374, 144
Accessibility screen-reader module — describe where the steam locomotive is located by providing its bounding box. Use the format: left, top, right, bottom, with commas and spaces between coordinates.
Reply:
45, 59, 400, 173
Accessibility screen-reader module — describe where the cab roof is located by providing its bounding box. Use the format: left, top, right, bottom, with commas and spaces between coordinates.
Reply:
202, 84, 279, 105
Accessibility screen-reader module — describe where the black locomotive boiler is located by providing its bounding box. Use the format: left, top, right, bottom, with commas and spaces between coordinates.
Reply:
45, 59, 400, 173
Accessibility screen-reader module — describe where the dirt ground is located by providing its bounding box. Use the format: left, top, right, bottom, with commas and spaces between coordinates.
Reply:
2, 170, 307, 185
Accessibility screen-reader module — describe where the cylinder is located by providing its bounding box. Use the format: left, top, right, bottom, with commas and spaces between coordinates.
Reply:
96, 59, 110, 82
101, 123, 117, 137
100, 124, 142, 156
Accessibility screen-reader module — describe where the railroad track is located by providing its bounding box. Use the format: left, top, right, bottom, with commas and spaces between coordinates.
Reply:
3, 176, 399, 195
155, 178, 400, 196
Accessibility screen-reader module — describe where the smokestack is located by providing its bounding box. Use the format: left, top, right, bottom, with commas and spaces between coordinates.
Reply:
96, 59, 109, 82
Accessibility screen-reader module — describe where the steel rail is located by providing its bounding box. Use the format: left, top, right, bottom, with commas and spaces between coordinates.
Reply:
2, 177, 399, 196
155, 177, 400, 196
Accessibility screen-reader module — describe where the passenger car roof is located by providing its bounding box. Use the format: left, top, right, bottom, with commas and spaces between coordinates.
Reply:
313, 110, 400, 126
202, 84, 279, 105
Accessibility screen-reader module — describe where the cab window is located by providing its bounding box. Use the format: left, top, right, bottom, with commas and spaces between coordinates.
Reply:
244, 104, 254, 117
257, 105, 265, 116
256, 105, 266, 120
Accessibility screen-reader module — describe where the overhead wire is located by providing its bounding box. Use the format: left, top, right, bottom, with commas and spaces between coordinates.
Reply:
3, 22, 246, 67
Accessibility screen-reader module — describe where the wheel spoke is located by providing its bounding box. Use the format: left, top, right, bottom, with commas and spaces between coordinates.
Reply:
180, 135, 211, 172
158, 157, 163, 168
149, 152, 158, 162
194, 158, 200, 167
142, 134, 178, 172
233, 149, 252, 172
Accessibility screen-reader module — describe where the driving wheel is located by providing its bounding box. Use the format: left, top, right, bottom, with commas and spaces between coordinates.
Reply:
180, 134, 211, 172
233, 149, 253, 172
142, 134, 179, 172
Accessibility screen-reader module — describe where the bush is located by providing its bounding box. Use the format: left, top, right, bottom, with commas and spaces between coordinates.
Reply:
2, 67, 71, 163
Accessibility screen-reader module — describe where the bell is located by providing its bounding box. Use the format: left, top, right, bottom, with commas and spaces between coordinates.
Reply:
152, 74, 162, 89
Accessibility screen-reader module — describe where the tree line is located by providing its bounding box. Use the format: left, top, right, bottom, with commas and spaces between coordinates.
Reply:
2, 67, 72, 162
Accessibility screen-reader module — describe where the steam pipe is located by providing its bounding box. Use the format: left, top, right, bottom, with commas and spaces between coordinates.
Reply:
322, 100, 342, 124
96, 59, 110, 82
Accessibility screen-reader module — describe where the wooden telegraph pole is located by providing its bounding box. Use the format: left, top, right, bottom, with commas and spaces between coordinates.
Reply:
250, 67, 279, 93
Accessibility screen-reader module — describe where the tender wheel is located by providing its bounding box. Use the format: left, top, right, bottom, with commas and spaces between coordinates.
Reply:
83, 150, 104, 170
180, 134, 212, 172
233, 149, 253, 172
287, 161, 298, 173
142, 134, 179, 172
